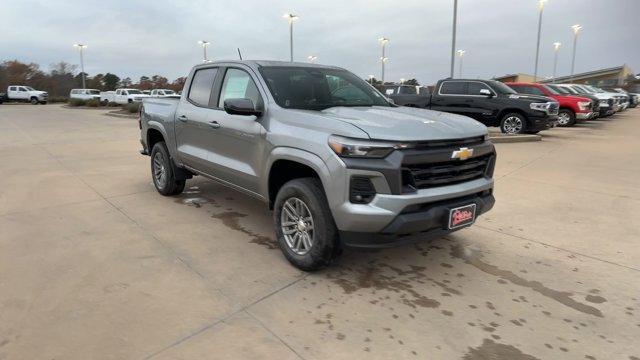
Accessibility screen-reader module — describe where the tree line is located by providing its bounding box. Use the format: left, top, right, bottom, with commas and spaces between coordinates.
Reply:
0, 60, 186, 98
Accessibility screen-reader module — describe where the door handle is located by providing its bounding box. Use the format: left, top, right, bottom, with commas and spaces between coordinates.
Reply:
208, 121, 221, 129
177, 115, 188, 122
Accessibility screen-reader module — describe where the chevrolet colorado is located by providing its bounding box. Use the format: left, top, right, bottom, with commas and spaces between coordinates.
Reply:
139, 61, 496, 270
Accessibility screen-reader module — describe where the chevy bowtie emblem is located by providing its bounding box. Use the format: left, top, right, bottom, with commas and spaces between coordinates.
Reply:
451, 147, 474, 160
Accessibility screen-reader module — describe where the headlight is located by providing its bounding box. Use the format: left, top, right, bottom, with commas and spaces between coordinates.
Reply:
328, 135, 401, 158
578, 101, 591, 111
530, 102, 549, 112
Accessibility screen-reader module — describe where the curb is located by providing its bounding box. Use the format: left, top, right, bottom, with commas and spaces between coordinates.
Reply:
489, 134, 541, 143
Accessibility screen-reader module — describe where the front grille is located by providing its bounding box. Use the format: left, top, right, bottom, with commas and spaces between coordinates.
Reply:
409, 136, 485, 150
404, 153, 493, 190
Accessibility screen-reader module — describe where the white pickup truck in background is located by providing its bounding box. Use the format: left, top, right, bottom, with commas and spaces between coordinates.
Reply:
100, 88, 149, 105
0, 85, 48, 104
70, 89, 101, 101
149, 89, 179, 97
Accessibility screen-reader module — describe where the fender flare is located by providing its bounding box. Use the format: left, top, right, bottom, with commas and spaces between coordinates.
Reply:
263, 147, 332, 201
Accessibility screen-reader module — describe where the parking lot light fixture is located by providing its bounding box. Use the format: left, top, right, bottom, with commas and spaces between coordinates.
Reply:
378, 37, 389, 83
457, 50, 466, 78
307, 55, 317, 63
400, 78, 406, 84
533, 0, 547, 82
450, 0, 458, 78
283, 13, 299, 62
552, 42, 561, 83
570, 24, 582, 83
198, 40, 210, 62
73, 44, 87, 89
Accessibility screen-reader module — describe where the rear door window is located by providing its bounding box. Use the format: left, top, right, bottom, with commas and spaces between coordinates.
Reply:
399, 86, 417, 95
439, 81, 467, 95
188, 67, 218, 107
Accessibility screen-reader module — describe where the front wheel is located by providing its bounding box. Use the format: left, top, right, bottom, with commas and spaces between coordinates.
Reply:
150, 142, 185, 196
274, 178, 339, 271
500, 113, 526, 134
30, 97, 39, 105
557, 109, 576, 127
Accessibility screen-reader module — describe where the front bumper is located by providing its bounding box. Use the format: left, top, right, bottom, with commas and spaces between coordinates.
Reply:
529, 114, 556, 131
576, 112, 594, 120
340, 191, 494, 248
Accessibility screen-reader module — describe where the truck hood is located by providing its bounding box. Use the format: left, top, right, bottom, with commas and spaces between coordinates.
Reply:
316, 106, 487, 141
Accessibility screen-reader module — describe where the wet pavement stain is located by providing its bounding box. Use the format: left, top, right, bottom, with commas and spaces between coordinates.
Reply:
585, 294, 607, 304
327, 262, 440, 309
210, 211, 278, 250
450, 244, 604, 318
462, 338, 540, 360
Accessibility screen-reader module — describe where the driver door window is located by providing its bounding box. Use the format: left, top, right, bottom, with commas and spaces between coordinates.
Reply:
467, 82, 492, 96
218, 69, 262, 108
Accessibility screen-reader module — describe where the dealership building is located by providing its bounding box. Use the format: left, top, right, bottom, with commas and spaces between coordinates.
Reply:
494, 64, 636, 87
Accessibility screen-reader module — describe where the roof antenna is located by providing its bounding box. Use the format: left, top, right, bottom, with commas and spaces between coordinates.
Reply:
237, 48, 243, 60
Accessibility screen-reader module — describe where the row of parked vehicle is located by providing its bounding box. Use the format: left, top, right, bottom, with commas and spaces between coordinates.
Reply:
70, 88, 179, 105
385, 80, 638, 134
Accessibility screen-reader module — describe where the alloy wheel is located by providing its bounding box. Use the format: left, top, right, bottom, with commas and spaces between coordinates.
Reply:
503, 116, 523, 134
280, 197, 315, 255
153, 151, 167, 188
558, 112, 570, 126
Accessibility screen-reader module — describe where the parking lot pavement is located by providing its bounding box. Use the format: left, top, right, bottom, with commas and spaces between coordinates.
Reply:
0, 104, 638, 359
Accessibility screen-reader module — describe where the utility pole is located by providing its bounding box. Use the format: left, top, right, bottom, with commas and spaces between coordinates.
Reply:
450, 0, 458, 78
533, 0, 547, 82
570, 24, 582, 83
73, 44, 87, 89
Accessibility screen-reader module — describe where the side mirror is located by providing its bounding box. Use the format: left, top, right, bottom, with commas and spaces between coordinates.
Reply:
223, 98, 262, 117
480, 89, 493, 97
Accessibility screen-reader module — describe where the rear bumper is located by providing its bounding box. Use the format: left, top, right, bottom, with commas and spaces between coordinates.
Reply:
340, 192, 494, 248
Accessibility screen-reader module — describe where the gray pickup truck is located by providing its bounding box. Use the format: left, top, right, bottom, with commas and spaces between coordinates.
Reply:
139, 60, 496, 270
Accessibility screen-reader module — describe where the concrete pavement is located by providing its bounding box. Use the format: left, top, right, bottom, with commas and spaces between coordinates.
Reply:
0, 104, 638, 359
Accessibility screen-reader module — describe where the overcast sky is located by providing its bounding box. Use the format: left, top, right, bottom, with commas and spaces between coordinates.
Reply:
1, 0, 638, 85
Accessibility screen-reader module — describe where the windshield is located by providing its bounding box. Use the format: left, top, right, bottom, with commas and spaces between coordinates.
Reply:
127, 90, 142, 94
88, 90, 100, 94
488, 81, 517, 95
541, 85, 559, 95
548, 85, 569, 94
25, 86, 35, 91
570, 86, 587, 94
259, 66, 391, 110
163, 90, 175, 94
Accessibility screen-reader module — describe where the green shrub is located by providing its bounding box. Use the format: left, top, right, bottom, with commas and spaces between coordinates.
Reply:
69, 99, 86, 107
86, 98, 100, 107
48, 96, 68, 103
126, 102, 141, 113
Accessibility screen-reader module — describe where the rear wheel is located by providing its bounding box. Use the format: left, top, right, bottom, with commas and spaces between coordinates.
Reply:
150, 142, 185, 196
557, 109, 576, 127
500, 113, 526, 134
274, 178, 339, 271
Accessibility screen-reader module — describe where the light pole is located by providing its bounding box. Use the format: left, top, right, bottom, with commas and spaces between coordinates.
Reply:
400, 78, 406, 85
378, 37, 389, 83
450, 0, 458, 78
73, 44, 87, 89
570, 24, 582, 83
307, 55, 317, 63
198, 40, 210, 62
283, 13, 299, 62
552, 42, 561, 83
457, 50, 466, 78
533, 0, 547, 82
368, 74, 375, 85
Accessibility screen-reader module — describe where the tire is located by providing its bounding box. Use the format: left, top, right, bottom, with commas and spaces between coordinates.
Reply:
500, 112, 526, 134
128, 99, 133, 104
30, 97, 39, 105
101, 99, 109, 106
150, 142, 185, 196
274, 178, 339, 271
557, 109, 576, 127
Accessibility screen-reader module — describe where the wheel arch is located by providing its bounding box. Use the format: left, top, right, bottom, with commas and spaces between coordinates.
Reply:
265, 148, 331, 210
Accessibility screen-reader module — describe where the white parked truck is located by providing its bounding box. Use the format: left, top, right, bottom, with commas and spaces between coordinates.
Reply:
70, 89, 101, 101
0, 85, 48, 104
100, 88, 149, 105
150, 89, 179, 97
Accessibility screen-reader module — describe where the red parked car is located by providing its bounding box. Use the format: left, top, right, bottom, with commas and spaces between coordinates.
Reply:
506, 82, 595, 127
